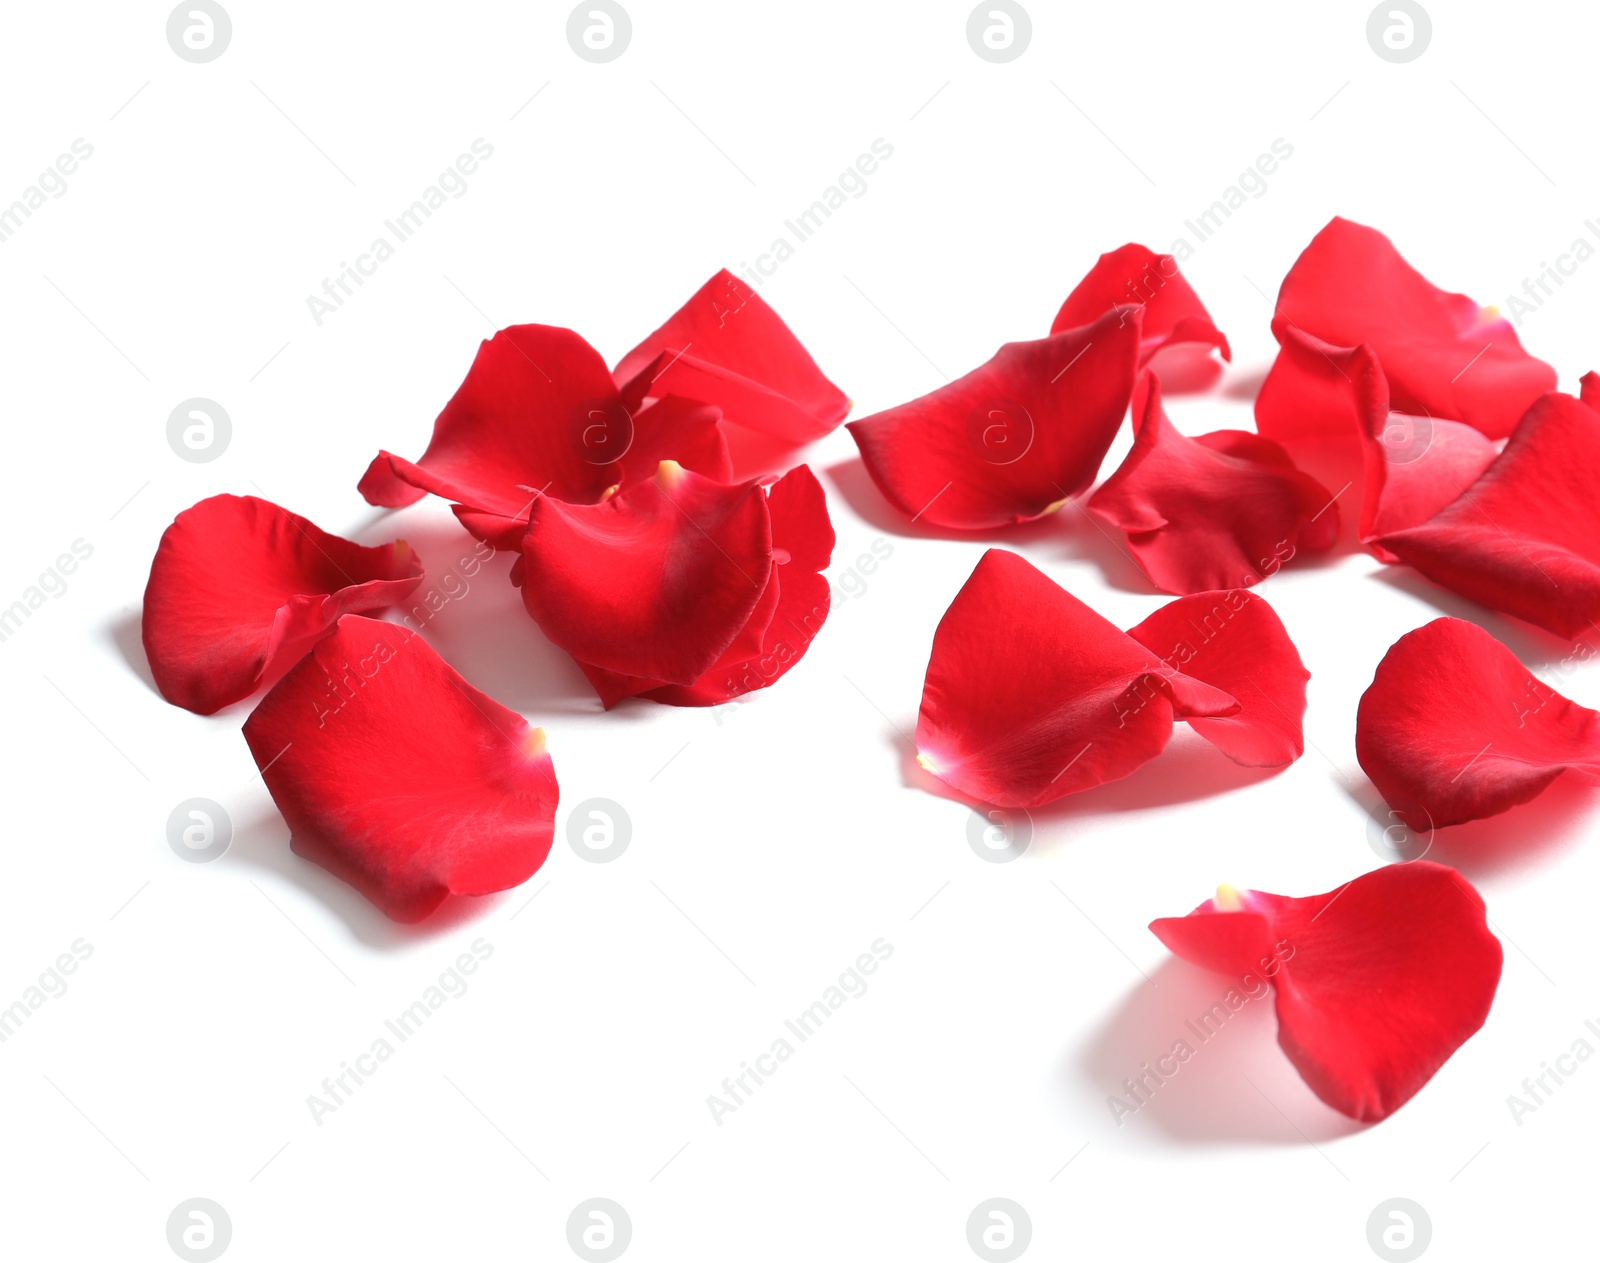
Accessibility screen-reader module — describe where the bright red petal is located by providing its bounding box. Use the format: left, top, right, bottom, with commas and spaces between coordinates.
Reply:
242, 617, 557, 922
614, 270, 849, 443
1088, 374, 1336, 593
1255, 328, 1499, 562
599, 465, 836, 707
142, 495, 423, 715
914, 550, 1237, 807
847, 308, 1142, 530
519, 463, 772, 686
1127, 589, 1308, 767
1150, 863, 1502, 1122
1271, 217, 1554, 439
360, 326, 729, 549
1356, 617, 1600, 827
1051, 243, 1230, 369
1377, 391, 1600, 638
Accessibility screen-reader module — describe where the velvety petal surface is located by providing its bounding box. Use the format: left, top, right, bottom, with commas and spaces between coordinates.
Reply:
1356, 617, 1600, 827
142, 494, 423, 715
1255, 328, 1499, 561
614, 270, 850, 443
1270, 217, 1555, 439
241, 616, 559, 923
914, 550, 1238, 807
1151, 863, 1503, 1122
587, 465, 836, 707
848, 308, 1143, 530
1127, 589, 1309, 767
1088, 375, 1337, 593
360, 326, 729, 549
519, 463, 773, 685
1051, 243, 1230, 366
1376, 391, 1600, 638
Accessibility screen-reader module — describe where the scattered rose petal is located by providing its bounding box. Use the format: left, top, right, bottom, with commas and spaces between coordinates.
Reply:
1051, 243, 1230, 371
1088, 374, 1338, 593
1126, 588, 1309, 767
241, 616, 559, 922
1356, 617, 1600, 827
911, 550, 1312, 807
847, 307, 1143, 530
1255, 327, 1500, 561
360, 325, 730, 549
1150, 862, 1502, 1122
578, 465, 836, 707
519, 461, 772, 686
142, 494, 423, 715
1268, 217, 1555, 439
1376, 390, 1600, 638
614, 270, 850, 444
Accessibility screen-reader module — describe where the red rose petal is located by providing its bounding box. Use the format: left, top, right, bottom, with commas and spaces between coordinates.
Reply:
142, 494, 423, 715
1150, 863, 1502, 1122
613, 465, 836, 707
1256, 328, 1499, 562
614, 270, 849, 444
1088, 374, 1337, 593
1270, 217, 1554, 439
1051, 243, 1230, 369
242, 616, 558, 922
1126, 589, 1309, 767
360, 326, 729, 549
1377, 391, 1600, 638
519, 462, 773, 686
914, 550, 1239, 807
1356, 617, 1600, 827
847, 307, 1143, 530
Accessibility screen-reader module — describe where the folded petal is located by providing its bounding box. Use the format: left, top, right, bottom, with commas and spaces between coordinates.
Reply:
142, 494, 423, 715
241, 616, 559, 922
1150, 863, 1502, 1122
519, 462, 773, 686
914, 550, 1239, 807
1088, 374, 1337, 593
1051, 243, 1230, 367
848, 308, 1143, 530
1256, 328, 1500, 562
1377, 391, 1600, 638
614, 270, 849, 443
1271, 217, 1555, 439
583, 465, 836, 707
1356, 617, 1600, 827
1126, 589, 1308, 767
360, 326, 730, 549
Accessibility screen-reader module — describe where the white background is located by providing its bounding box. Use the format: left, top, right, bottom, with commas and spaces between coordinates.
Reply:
2, 2, 1597, 1259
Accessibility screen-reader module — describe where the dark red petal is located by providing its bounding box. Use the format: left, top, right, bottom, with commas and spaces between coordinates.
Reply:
359, 327, 731, 550
1256, 328, 1499, 562
1377, 391, 1600, 638
358, 325, 621, 514
241, 617, 558, 923
447, 394, 732, 552
914, 550, 1237, 807
847, 308, 1142, 530
630, 464, 835, 707
618, 394, 732, 487
142, 495, 423, 715
1126, 589, 1308, 767
1051, 243, 1230, 369
614, 270, 849, 443
1150, 863, 1502, 1122
520, 463, 772, 685
1272, 217, 1554, 439
1356, 617, 1600, 827
1088, 375, 1336, 593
